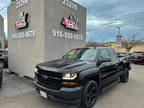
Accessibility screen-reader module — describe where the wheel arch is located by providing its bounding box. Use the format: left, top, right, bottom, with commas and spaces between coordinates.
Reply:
80, 69, 101, 87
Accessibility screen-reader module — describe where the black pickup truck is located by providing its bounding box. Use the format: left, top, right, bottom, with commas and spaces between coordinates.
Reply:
0, 50, 8, 68
34, 47, 131, 108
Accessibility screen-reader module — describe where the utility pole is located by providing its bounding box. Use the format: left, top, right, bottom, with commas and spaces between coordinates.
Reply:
116, 26, 120, 36
116, 26, 122, 51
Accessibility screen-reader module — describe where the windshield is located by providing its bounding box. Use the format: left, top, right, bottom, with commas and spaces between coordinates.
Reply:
63, 48, 97, 62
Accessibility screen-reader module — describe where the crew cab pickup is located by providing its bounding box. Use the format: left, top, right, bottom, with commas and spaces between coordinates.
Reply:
34, 47, 131, 108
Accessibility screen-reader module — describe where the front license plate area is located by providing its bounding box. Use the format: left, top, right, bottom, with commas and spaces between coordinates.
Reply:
40, 91, 47, 99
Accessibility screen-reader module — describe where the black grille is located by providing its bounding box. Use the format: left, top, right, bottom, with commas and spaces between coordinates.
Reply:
38, 69, 62, 78
36, 69, 62, 90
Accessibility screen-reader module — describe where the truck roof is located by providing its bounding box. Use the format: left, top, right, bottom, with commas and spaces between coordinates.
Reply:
70, 47, 114, 51
88, 47, 112, 49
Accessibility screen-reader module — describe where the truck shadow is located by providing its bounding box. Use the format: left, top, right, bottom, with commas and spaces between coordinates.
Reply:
38, 83, 124, 108
38, 95, 77, 108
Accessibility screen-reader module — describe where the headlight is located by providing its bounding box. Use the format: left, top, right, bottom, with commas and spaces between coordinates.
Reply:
63, 73, 78, 80
34, 68, 38, 73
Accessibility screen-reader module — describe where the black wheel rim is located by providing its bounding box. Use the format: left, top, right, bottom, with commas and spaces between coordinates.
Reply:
126, 71, 129, 79
86, 83, 98, 106
125, 69, 129, 78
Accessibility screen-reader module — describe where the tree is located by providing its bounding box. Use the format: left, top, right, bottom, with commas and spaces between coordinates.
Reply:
122, 34, 138, 52
86, 40, 105, 47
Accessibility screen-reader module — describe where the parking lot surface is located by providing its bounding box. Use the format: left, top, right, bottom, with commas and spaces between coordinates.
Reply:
0, 70, 34, 99
0, 64, 144, 108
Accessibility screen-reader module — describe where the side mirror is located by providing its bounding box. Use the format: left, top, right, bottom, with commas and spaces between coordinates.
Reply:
98, 58, 111, 65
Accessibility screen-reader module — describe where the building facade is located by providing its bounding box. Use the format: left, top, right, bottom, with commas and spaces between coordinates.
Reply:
8, 0, 86, 78
0, 15, 5, 49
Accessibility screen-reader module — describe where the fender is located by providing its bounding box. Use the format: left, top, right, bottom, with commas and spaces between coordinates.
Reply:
78, 67, 101, 87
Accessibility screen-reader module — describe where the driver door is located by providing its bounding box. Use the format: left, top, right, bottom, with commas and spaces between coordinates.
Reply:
98, 49, 113, 88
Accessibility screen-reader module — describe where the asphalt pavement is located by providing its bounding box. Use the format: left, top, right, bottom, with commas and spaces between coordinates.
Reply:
0, 70, 34, 99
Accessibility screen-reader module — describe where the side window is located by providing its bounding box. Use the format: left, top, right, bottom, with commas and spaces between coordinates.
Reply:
109, 49, 117, 61
99, 49, 110, 59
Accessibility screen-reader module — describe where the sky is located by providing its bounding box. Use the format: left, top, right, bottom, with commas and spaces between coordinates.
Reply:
0, 0, 10, 39
0, 0, 144, 42
74, 0, 144, 42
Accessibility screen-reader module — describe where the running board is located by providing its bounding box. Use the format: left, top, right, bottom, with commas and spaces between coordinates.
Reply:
101, 78, 120, 92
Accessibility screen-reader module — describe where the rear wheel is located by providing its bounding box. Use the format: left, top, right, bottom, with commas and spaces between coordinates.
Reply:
81, 80, 99, 108
120, 68, 129, 82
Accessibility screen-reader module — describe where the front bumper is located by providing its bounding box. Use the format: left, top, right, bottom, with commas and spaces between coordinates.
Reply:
34, 81, 83, 106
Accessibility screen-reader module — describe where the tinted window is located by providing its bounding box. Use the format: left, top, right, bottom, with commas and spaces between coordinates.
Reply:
63, 49, 81, 59
99, 49, 110, 59
109, 49, 117, 61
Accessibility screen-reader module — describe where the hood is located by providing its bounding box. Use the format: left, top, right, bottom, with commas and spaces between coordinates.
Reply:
37, 58, 96, 73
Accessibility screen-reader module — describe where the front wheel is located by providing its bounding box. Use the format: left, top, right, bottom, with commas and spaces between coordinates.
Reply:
120, 68, 129, 83
81, 80, 99, 108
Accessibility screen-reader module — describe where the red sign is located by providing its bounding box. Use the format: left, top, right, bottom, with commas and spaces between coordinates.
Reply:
116, 36, 123, 47
62, 15, 79, 31
14, 12, 29, 29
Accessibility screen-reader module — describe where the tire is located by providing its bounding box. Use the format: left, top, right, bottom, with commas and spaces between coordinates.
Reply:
81, 80, 99, 108
120, 68, 129, 83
